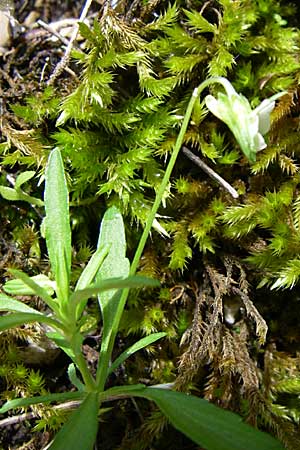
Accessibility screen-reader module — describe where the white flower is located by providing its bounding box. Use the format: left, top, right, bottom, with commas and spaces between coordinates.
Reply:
205, 80, 285, 163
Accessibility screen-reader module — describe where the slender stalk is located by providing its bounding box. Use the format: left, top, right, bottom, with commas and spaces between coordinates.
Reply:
48, 0, 93, 85
96, 77, 227, 391
130, 77, 226, 275
130, 88, 199, 275
74, 352, 96, 391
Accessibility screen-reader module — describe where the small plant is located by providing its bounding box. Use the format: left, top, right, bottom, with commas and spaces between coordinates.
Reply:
0, 78, 285, 450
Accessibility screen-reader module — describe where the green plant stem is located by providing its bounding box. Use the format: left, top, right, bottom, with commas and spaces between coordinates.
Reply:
96, 77, 226, 392
75, 352, 96, 391
130, 77, 226, 275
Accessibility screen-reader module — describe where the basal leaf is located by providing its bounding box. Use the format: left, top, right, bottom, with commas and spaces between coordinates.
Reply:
95, 206, 130, 387
48, 393, 99, 450
96, 206, 130, 332
132, 388, 284, 450
3, 273, 55, 297
44, 148, 71, 301
75, 244, 109, 318
0, 293, 42, 315
5, 269, 58, 313
75, 245, 110, 292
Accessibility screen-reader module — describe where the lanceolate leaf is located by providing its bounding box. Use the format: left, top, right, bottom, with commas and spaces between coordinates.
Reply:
5, 268, 58, 312
70, 276, 159, 305
0, 294, 42, 315
0, 312, 63, 333
75, 244, 110, 318
96, 206, 130, 387
0, 391, 84, 414
0, 186, 22, 201
3, 273, 55, 297
0, 186, 43, 206
108, 332, 167, 375
44, 148, 71, 301
75, 245, 110, 292
14, 171, 36, 189
48, 393, 99, 450
68, 363, 85, 391
130, 388, 284, 450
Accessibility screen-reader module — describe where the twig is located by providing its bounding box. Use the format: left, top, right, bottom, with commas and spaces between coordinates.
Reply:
47, 0, 93, 86
0, 411, 35, 427
182, 146, 239, 199
37, 19, 70, 46
0, 400, 80, 428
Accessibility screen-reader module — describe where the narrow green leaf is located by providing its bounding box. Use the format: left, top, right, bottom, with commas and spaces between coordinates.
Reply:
68, 363, 84, 391
75, 244, 109, 318
131, 388, 284, 450
75, 245, 110, 292
70, 276, 159, 305
0, 293, 42, 315
3, 273, 55, 296
46, 331, 75, 359
48, 393, 99, 450
0, 391, 84, 414
108, 332, 166, 375
0, 186, 21, 201
96, 205, 129, 284
0, 186, 43, 206
6, 269, 58, 313
102, 383, 146, 400
14, 171, 36, 189
54, 246, 70, 305
95, 207, 130, 387
44, 148, 71, 300
0, 312, 63, 333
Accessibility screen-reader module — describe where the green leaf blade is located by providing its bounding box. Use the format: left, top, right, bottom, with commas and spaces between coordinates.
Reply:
70, 276, 159, 305
44, 148, 71, 300
132, 388, 285, 450
0, 391, 84, 414
75, 245, 110, 292
48, 393, 99, 450
75, 244, 110, 318
109, 332, 166, 375
0, 293, 42, 315
96, 206, 130, 329
0, 186, 21, 201
5, 269, 58, 312
14, 171, 36, 189
3, 273, 55, 297
0, 312, 62, 333
95, 206, 130, 388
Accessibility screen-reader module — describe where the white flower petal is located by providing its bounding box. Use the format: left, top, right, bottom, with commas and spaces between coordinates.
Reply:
205, 95, 227, 122
257, 100, 275, 135
254, 133, 267, 152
